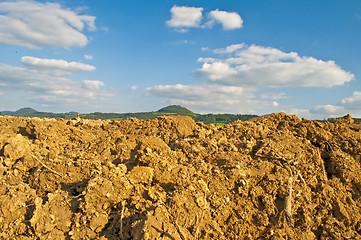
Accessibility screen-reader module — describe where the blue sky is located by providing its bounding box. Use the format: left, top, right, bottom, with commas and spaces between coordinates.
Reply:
0, 0, 360, 119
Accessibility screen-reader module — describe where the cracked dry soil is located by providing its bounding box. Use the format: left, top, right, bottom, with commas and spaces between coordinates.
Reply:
1, 113, 361, 239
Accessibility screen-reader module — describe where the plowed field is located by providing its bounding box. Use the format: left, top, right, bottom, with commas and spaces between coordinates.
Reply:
1, 113, 361, 239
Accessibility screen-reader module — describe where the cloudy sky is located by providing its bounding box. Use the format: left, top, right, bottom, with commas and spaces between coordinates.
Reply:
0, 0, 360, 119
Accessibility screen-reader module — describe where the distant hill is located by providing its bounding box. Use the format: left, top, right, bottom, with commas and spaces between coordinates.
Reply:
13, 107, 39, 116
1, 107, 40, 116
1, 107, 76, 118
0, 105, 258, 124
157, 105, 195, 116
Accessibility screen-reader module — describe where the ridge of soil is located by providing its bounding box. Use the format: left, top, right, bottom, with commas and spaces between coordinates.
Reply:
1, 113, 361, 239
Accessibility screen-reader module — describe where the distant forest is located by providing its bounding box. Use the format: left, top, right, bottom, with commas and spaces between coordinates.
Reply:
1, 105, 360, 124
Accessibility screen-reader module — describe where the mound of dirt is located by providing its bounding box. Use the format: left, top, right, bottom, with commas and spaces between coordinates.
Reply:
1, 113, 361, 239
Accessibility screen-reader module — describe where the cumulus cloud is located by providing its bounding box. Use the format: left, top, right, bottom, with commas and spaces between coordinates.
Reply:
21, 56, 96, 75
0, 0, 96, 48
166, 6, 203, 31
0, 59, 111, 107
167, 6, 243, 32
206, 10, 243, 30
197, 44, 354, 87
146, 83, 279, 114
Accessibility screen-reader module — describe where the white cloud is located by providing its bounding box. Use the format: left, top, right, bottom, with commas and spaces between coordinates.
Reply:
21, 56, 96, 75
341, 91, 361, 109
0, 91, 4, 96
166, 6, 243, 32
230, 45, 300, 65
197, 44, 354, 87
308, 91, 361, 118
0, 59, 111, 107
84, 54, 94, 60
81, 80, 104, 90
207, 10, 243, 30
146, 83, 278, 114
198, 62, 238, 80
131, 85, 138, 91
0, 1, 96, 48
213, 44, 245, 54
166, 5, 203, 30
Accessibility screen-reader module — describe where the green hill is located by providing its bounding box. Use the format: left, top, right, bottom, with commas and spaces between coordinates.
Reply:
2, 107, 74, 118
157, 105, 195, 116
13, 107, 39, 116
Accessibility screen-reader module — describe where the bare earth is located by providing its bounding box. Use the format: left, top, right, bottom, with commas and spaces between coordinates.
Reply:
1, 113, 361, 239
